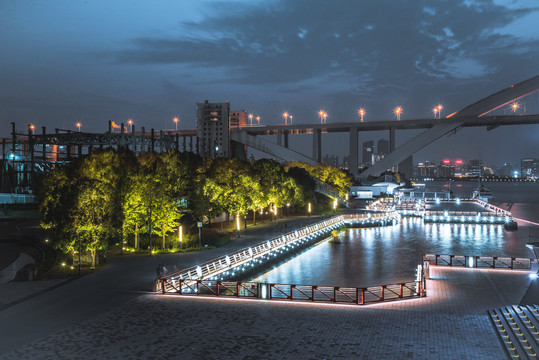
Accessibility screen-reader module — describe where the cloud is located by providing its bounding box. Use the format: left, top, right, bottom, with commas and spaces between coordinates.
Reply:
113, 0, 537, 94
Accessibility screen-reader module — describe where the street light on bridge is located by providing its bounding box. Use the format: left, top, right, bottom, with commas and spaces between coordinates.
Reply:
28, 124, 35, 134
76, 122, 81, 132
256, 116, 261, 125
432, 107, 438, 119
318, 110, 327, 124
173, 117, 179, 130
437, 104, 443, 119
394, 106, 402, 120
283, 112, 289, 125
511, 102, 520, 113
248, 113, 253, 125
358, 108, 365, 122
289, 115, 293, 124
128, 119, 133, 132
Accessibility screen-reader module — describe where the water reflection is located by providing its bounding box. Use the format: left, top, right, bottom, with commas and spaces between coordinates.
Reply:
251, 218, 532, 288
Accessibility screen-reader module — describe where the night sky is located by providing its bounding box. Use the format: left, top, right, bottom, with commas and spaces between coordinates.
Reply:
1, 0, 538, 167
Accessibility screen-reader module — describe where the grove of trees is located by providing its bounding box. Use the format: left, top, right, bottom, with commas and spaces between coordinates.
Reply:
37, 149, 351, 262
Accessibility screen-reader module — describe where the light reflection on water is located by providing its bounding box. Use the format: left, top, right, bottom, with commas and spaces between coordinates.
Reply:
251, 217, 533, 288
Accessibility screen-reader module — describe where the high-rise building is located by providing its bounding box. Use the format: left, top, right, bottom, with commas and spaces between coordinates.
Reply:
521, 158, 538, 178
197, 100, 230, 158
438, 160, 455, 178
362, 140, 374, 165
323, 154, 339, 167
230, 110, 248, 128
377, 139, 389, 156
467, 159, 483, 177
417, 161, 437, 179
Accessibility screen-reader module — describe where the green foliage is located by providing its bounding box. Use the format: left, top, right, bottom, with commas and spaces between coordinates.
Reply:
37, 150, 337, 258
287, 161, 352, 197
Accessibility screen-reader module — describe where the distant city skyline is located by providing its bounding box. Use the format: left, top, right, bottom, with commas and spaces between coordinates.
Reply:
1, 0, 538, 165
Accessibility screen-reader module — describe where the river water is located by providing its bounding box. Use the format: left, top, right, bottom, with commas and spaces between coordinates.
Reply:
251, 181, 539, 287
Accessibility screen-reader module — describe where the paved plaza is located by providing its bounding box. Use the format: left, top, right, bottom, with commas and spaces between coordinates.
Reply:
0, 215, 536, 359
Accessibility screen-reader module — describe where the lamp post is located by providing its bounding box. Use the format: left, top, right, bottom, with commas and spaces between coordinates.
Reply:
437, 104, 443, 119
394, 107, 402, 121
173, 117, 179, 130
318, 110, 327, 124
358, 108, 365, 122
308, 202, 311, 217
179, 225, 183, 250
333, 198, 337, 213
28, 124, 35, 134
432, 107, 438, 119
76, 122, 81, 132
248, 114, 253, 125
511, 102, 520, 113
289, 115, 293, 124
256, 116, 260, 125
128, 119, 133, 132
283, 112, 289, 125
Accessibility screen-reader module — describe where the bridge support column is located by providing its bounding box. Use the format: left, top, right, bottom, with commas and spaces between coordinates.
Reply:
277, 130, 282, 146
312, 128, 321, 163
389, 127, 395, 152
349, 127, 358, 177
284, 131, 289, 148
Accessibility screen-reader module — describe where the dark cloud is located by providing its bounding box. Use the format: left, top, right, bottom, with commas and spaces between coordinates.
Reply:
115, 0, 537, 92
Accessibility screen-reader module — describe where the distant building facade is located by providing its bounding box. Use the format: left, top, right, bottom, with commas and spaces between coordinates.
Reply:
521, 158, 538, 178
323, 154, 339, 167
467, 159, 483, 177
362, 140, 374, 165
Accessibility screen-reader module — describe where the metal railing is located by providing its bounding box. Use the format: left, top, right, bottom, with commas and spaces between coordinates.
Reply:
157, 279, 422, 305
423, 254, 531, 270
159, 212, 401, 294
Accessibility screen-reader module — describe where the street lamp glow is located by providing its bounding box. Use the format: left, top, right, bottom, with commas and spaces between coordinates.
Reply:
28, 124, 35, 134
127, 119, 133, 132
289, 115, 293, 124
511, 102, 520, 112
179, 225, 183, 249
437, 104, 443, 118
283, 112, 289, 125
358, 108, 365, 122
308, 202, 312, 216
394, 106, 402, 120
76, 122, 81, 132
248, 114, 253, 125
173, 117, 179, 130
432, 107, 438, 118
318, 110, 327, 124
256, 116, 260, 125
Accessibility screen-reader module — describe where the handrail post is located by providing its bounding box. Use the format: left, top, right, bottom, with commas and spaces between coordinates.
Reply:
333, 287, 337, 302
236, 282, 240, 297
361, 288, 365, 305
179, 279, 183, 295
162, 279, 166, 294
312, 286, 315, 302
217, 281, 220, 296
399, 283, 403, 298
355, 288, 360, 304
290, 284, 294, 300
380, 286, 384, 301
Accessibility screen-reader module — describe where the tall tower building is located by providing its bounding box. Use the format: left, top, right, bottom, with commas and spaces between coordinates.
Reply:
377, 139, 389, 156
197, 100, 230, 158
362, 140, 374, 165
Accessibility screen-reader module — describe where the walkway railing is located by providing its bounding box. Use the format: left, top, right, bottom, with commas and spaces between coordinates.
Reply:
159, 212, 401, 294
422, 254, 531, 270
157, 279, 422, 305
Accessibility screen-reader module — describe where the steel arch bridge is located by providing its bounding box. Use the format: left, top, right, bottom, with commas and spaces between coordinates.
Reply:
230, 75, 539, 179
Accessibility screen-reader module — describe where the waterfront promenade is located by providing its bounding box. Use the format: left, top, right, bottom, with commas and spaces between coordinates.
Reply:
0, 215, 536, 359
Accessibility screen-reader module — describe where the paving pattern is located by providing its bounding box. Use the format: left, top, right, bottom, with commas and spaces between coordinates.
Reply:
0, 266, 530, 360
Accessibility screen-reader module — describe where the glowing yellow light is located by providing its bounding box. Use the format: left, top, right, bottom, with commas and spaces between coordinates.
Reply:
308, 203, 312, 213
394, 107, 402, 120
128, 119, 133, 125
236, 214, 240, 231
358, 108, 365, 122
511, 102, 520, 112
76, 122, 81, 132
256, 116, 260, 125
